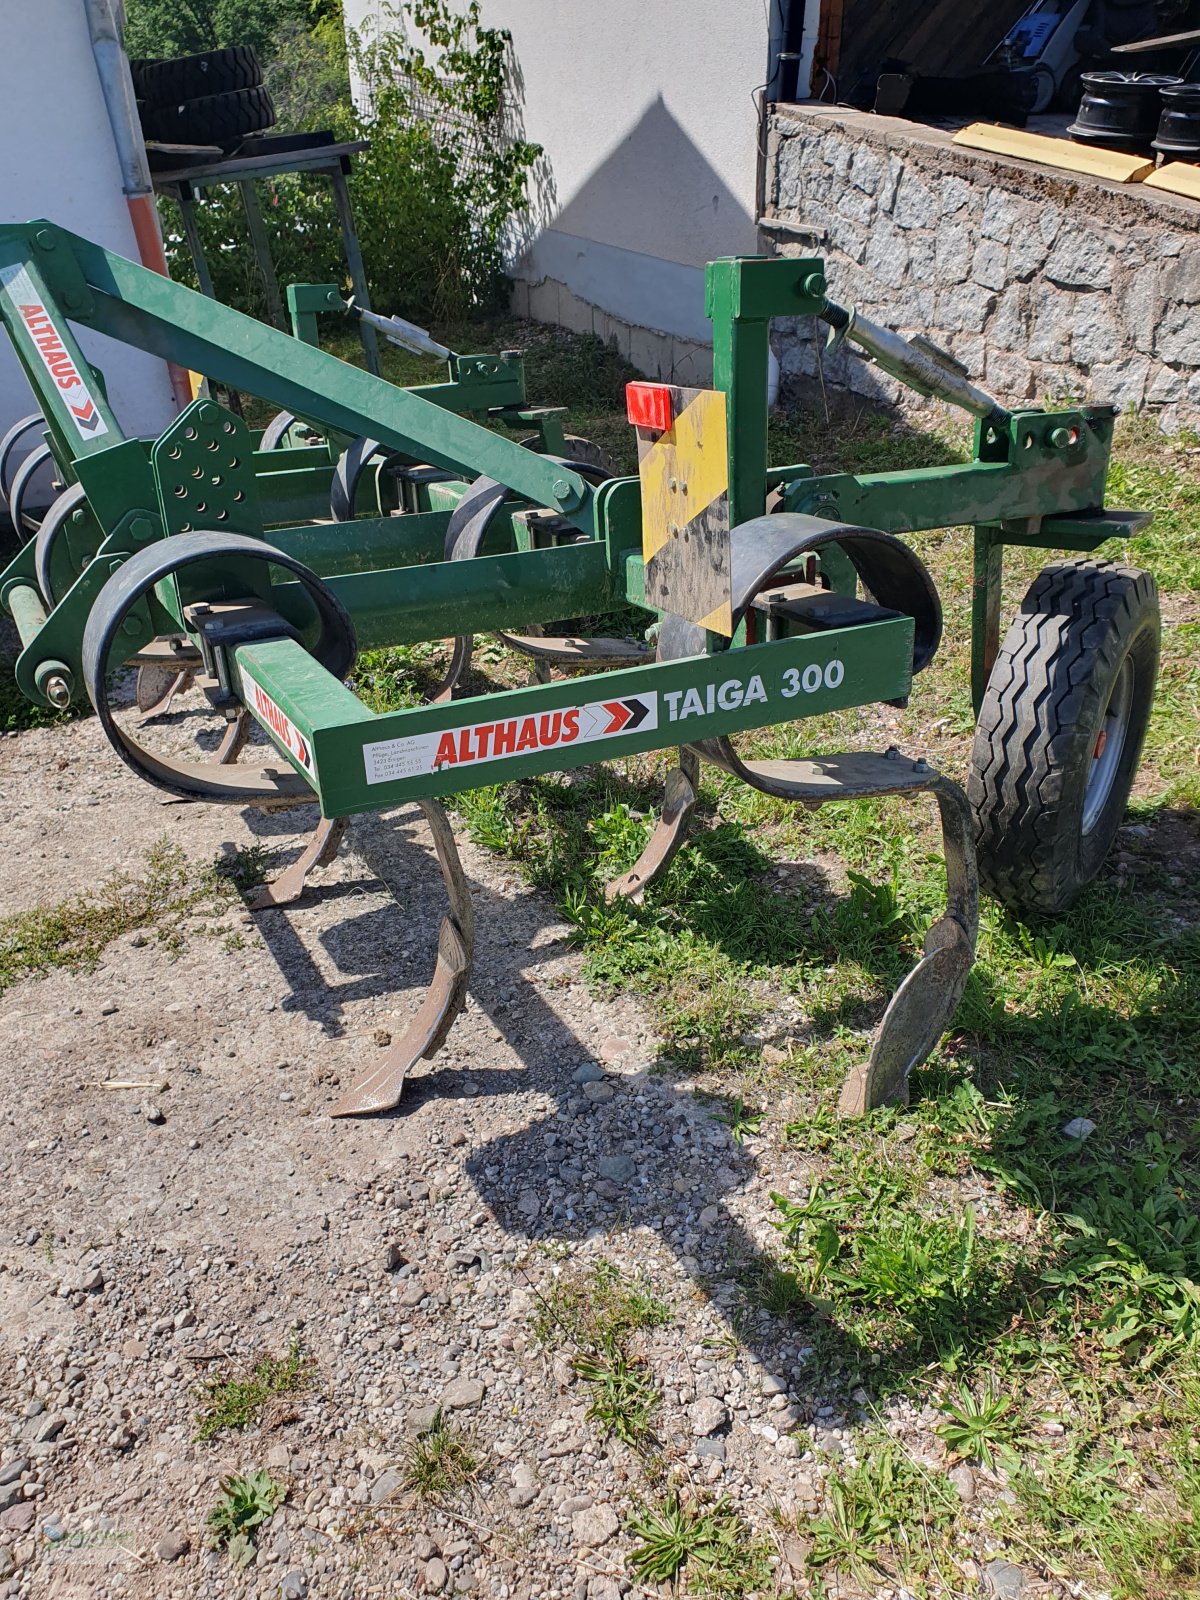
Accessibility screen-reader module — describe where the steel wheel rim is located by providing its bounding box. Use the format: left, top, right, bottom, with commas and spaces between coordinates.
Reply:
1082, 657, 1134, 836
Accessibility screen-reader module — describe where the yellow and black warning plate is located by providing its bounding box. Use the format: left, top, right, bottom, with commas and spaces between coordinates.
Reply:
635, 386, 732, 637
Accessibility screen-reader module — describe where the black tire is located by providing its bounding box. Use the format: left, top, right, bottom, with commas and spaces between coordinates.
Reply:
139, 87, 275, 148
968, 559, 1160, 916
131, 48, 261, 107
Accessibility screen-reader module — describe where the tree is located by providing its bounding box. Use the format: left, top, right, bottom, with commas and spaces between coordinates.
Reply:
122, 0, 342, 64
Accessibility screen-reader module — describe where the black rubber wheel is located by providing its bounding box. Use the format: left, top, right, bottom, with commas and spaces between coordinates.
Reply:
140, 87, 276, 148
131, 47, 262, 107
968, 559, 1160, 916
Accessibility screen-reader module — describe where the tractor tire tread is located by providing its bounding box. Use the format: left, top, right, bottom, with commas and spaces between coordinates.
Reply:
139, 86, 275, 149
131, 47, 262, 107
968, 559, 1159, 915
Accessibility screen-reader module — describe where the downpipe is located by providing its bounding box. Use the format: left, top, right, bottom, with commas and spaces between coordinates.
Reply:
83, 0, 192, 410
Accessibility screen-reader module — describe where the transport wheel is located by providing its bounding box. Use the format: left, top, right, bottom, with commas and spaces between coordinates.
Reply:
968, 559, 1159, 916
139, 87, 276, 149
131, 47, 262, 106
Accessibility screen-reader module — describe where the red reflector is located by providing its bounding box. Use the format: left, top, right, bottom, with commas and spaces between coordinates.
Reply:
626, 381, 673, 433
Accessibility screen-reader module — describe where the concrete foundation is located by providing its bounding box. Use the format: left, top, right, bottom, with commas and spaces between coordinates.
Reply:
509, 272, 713, 385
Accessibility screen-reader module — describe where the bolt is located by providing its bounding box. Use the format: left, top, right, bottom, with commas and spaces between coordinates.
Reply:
122, 617, 141, 637
552, 477, 583, 510
885, 746, 899, 759
64, 290, 84, 311
802, 270, 827, 299
34, 229, 56, 251
129, 517, 154, 542
43, 675, 70, 708
668, 478, 678, 492
680, 481, 688, 495
913, 756, 928, 771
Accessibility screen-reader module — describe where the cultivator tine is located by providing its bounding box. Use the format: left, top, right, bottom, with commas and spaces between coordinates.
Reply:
330, 798, 475, 1117
212, 708, 252, 765
659, 746, 979, 1113
838, 775, 979, 1114
136, 666, 195, 720
606, 748, 700, 902
245, 815, 349, 910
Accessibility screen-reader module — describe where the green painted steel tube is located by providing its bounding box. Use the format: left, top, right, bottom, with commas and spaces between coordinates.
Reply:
270, 540, 615, 649
232, 613, 915, 815
7, 582, 49, 650
29, 225, 597, 535
267, 511, 451, 575
784, 449, 1109, 534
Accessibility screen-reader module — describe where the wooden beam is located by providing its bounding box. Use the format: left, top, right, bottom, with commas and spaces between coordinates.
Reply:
952, 123, 1156, 183
1143, 162, 1200, 202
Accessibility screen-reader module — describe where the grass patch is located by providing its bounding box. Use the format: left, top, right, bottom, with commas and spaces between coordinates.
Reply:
403, 1408, 479, 1501
0, 838, 260, 992
412, 364, 1199, 1595
627, 1493, 773, 1596
193, 1337, 313, 1441
206, 1470, 285, 1568
533, 1258, 670, 1449
805, 1440, 959, 1588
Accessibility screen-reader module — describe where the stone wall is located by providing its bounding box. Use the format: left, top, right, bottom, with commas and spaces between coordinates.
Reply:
766, 104, 1200, 432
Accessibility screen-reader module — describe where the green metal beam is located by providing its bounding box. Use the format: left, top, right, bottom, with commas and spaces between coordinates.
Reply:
233, 613, 915, 812
10, 222, 596, 535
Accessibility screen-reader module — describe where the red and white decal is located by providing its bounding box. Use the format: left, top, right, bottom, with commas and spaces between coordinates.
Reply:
0, 264, 109, 440
362, 692, 658, 786
244, 679, 315, 776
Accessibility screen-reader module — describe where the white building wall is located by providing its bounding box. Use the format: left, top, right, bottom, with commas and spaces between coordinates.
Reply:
0, 0, 175, 465
345, 0, 769, 378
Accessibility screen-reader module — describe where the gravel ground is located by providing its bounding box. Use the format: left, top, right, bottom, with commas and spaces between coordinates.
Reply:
0, 708, 920, 1600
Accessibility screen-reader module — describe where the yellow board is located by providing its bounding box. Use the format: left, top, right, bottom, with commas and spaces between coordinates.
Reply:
1144, 162, 1200, 202
952, 123, 1155, 184
636, 387, 732, 636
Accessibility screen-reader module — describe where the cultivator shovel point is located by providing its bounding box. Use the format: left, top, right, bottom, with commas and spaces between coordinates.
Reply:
0, 228, 1161, 1121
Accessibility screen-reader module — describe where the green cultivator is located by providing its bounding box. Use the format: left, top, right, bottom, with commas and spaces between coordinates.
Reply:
0, 222, 1160, 1116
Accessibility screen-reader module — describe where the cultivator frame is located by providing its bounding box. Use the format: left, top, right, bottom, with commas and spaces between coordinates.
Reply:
0, 221, 1151, 1117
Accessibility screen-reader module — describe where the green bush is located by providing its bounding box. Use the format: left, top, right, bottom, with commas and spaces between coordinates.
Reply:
152, 1, 539, 326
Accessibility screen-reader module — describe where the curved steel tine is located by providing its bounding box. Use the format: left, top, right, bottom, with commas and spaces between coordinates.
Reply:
245, 815, 349, 911
605, 747, 700, 903
331, 798, 475, 1117
136, 666, 195, 720
211, 708, 252, 766
429, 633, 473, 705
838, 774, 979, 1114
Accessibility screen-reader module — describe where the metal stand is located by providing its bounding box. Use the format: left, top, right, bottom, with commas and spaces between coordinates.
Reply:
153, 138, 380, 374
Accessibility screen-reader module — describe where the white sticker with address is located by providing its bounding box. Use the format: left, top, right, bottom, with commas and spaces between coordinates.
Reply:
363, 691, 658, 786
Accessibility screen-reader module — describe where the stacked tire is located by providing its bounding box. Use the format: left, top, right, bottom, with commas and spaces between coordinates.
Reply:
132, 47, 275, 152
